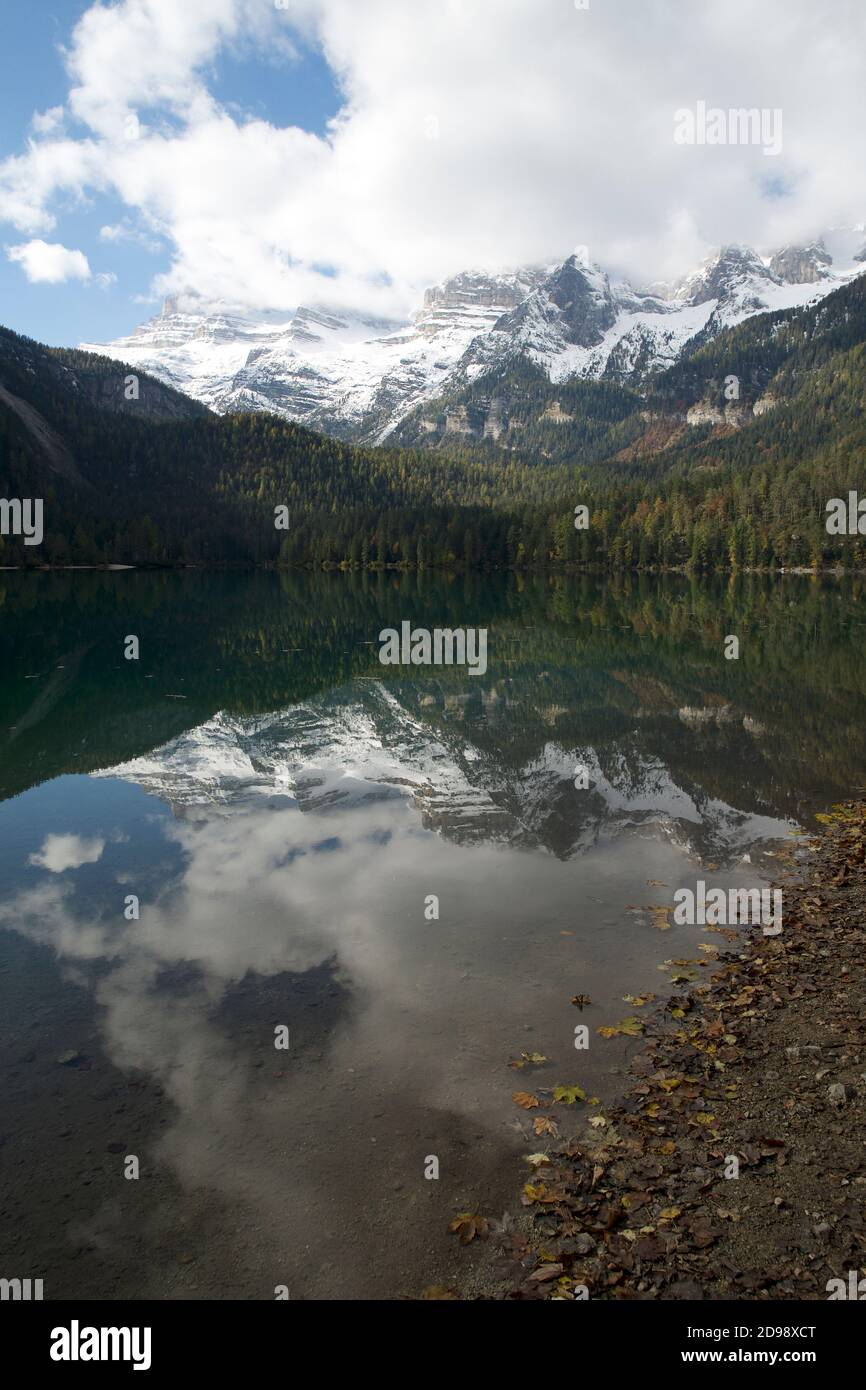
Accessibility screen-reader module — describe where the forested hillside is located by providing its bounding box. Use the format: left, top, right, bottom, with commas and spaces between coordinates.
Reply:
2, 273, 866, 571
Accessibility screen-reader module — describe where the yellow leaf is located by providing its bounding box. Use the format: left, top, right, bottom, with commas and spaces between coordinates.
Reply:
618, 1016, 644, 1036
552, 1084, 586, 1104
597, 1016, 645, 1039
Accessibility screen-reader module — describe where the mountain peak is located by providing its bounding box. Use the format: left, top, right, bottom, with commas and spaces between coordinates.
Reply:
769, 241, 833, 284
81, 228, 866, 440
681, 243, 779, 306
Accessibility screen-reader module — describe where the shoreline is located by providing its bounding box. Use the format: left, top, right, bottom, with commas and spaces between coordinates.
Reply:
478, 804, 866, 1301
0, 563, 860, 577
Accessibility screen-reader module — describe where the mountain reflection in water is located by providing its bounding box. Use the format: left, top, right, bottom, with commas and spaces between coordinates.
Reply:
0, 570, 863, 1298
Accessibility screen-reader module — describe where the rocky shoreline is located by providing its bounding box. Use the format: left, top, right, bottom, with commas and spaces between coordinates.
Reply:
482, 803, 866, 1300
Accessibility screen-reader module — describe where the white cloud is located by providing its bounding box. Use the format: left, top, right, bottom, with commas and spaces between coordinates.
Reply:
31, 106, 66, 138
7, 239, 93, 284
28, 833, 106, 872
1, 0, 865, 316
99, 221, 163, 252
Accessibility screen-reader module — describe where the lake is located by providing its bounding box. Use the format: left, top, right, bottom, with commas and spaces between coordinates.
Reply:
1, 569, 864, 1299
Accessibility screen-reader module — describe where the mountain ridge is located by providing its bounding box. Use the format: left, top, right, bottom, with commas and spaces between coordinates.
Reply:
81, 230, 866, 444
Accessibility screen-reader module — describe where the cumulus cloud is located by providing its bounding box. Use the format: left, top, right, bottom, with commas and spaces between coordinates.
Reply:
7, 239, 93, 284
1, 0, 865, 316
28, 832, 106, 871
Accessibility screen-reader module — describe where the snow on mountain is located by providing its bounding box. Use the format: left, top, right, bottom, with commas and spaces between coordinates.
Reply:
81, 232, 866, 442
81, 270, 545, 443
456, 240, 864, 390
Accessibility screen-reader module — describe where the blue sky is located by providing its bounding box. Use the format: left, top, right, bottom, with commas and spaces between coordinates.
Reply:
0, 1, 342, 347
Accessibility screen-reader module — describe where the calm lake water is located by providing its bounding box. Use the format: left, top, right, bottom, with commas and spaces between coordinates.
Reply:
1, 569, 864, 1299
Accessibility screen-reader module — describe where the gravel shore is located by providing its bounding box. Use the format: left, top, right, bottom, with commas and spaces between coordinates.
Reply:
489, 803, 866, 1300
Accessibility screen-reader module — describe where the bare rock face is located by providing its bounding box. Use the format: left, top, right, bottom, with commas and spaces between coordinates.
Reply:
543, 257, 619, 347
769, 242, 832, 284
421, 269, 543, 316
495, 256, 618, 351
685, 399, 752, 428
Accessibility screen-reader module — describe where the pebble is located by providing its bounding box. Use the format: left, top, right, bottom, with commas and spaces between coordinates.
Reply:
56, 1051, 84, 1067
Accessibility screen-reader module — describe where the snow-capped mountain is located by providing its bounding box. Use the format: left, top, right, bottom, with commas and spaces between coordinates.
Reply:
82, 269, 546, 443
81, 231, 866, 444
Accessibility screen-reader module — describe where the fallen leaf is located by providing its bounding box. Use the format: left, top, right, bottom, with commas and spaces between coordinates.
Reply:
508, 1050, 549, 1069
528, 1263, 564, 1282
512, 1091, 540, 1110
552, 1084, 586, 1104
597, 1016, 645, 1038
448, 1212, 489, 1244
533, 1115, 558, 1137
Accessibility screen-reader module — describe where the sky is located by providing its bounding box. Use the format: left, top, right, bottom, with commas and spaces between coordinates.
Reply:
1, 0, 865, 348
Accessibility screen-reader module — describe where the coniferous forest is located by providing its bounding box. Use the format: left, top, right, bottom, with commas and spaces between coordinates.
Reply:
2, 271, 866, 572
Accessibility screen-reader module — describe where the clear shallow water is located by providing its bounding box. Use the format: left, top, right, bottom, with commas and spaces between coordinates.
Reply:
1, 570, 864, 1299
